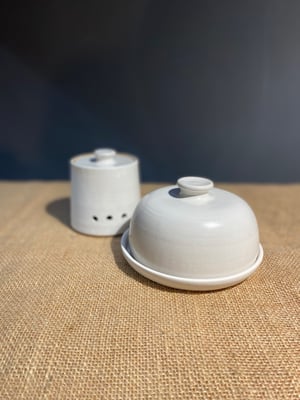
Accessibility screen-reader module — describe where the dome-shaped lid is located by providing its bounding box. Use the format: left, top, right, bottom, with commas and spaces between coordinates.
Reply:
70, 148, 138, 170
138, 176, 254, 227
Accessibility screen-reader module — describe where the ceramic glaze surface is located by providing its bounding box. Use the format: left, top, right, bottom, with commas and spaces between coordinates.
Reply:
70, 148, 140, 236
126, 177, 263, 286
122, 230, 263, 291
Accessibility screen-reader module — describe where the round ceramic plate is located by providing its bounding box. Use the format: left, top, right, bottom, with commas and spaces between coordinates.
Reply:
121, 229, 264, 291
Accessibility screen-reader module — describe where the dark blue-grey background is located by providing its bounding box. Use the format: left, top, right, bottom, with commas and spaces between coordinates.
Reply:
0, 0, 299, 181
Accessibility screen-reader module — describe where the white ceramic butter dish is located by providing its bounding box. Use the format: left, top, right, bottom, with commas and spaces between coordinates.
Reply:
121, 176, 263, 290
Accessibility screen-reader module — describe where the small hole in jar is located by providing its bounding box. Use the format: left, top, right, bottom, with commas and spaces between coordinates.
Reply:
106, 215, 113, 220
93, 216, 98, 221
122, 213, 127, 218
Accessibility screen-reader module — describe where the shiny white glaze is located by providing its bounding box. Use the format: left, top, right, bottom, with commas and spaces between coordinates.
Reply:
70, 148, 140, 236
128, 177, 262, 280
122, 230, 263, 291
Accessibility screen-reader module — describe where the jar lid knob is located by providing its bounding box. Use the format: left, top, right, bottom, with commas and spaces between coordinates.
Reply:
177, 176, 214, 196
94, 148, 116, 164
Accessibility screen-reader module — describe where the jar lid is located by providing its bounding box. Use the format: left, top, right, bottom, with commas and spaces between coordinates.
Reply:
70, 148, 138, 170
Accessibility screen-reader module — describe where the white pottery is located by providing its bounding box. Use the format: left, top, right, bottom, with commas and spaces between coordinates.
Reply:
121, 176, 263, 290
70, 148, 140, 236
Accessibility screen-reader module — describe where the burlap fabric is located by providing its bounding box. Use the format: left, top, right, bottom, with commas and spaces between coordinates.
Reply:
0, 182, 299, 399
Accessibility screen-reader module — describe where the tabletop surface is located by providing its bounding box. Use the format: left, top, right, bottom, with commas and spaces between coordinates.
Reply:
0, 182, 299, 399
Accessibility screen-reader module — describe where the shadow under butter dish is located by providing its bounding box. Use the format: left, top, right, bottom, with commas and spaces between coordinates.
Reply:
121, 177, 263, 291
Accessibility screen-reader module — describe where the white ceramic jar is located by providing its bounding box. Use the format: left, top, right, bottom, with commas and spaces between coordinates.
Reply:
121, 176, 263, 290
70, 148, 140, 236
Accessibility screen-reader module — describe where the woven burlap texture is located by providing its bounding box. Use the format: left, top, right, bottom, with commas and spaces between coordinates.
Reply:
0, 182, 299, 399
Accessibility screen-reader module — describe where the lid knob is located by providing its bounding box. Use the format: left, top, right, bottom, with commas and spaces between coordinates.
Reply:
177, 176, 214, 196
94, 148, 116, 164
